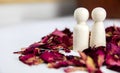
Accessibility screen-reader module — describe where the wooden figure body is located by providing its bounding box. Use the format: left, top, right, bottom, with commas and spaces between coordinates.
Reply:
90, 7, 106, 48
73, 7, 89, 51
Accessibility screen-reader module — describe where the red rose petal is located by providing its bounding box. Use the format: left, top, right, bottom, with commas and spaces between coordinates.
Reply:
19, 54, 43, 65
40, 51, 64, 63
14, 26, 120, 73
52, 29, 65, 37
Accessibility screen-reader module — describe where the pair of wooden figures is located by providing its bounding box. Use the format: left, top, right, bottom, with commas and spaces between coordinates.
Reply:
73, 7, 106, 51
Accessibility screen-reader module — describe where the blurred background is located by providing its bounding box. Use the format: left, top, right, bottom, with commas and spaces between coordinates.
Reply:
0, 0, 77, 26
0, 0, 120, 26
0, 1, 120, 73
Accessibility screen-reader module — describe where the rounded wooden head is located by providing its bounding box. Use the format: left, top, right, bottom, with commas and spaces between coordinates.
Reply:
74, 7, 89, 24
92, 7, 106, 22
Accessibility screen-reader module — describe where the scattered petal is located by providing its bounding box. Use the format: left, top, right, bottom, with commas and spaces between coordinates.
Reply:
14, 26, 120, 73
86, 56, 96, 73
64, 67, 87, 73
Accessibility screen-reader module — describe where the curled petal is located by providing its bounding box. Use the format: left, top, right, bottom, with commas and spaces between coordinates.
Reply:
62, 28, 73, 36
78, 51, 87, 62
86, 56, 96, 73
64, 67, 87, 73
40, 51, 64, 63
52, 29, 65, 37
48, 61, 69, 68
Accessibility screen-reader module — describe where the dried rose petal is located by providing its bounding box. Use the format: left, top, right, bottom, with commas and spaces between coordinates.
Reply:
113, 26, 120, 35
83, 46, 105, 68
106, 43, 120, 67
39, 28, 73, 52
106, 53, 120, 72
62, 36, 73, 48
23, 47, 41, 55
105, 26, 120, 72
105, 26, 115, 36
14, 44, 41, 55
106, 43, 120, 56
106, 55, 120, 66
64, 67, 87, 73
40, 35, 72, 52
111, 35, 120, 47
106, 26, 120, 43
48, 61, 69, 68
105, 26, 115, 43
14, 51, 23, 54
48, 55, 85, 68
78, 52, 87, 64
40, 35, 62, 50
66, 55, 85, 66
96, 47, 106, 67
97, 50, 105, 67
29, 43, 41, 48
14, 26, 120, 73
82, 46, 105, 73
85, 56, 102, 73
40, 51, 55, 63
20, 43, 41, 55
105, 25, 120, 37
94, 69, 102, 73
33, 48, 41, 56
107, 65, 120, 72
48, 56, 84, 68
62, 28, 73, 37
19, 54, 43, 65
40, 51, 64, 63
52, 29, 65, 37
41, 35, 49, 43
52, 51, 64, 61
86, 56, 96, 73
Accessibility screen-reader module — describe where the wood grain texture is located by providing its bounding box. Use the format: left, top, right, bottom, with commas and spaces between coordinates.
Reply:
77, 0, 120, 18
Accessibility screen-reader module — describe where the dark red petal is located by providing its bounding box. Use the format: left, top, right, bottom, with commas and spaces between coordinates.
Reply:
66, 55, 85, 66
84, 46, 105, 66
62, 28, 73, 36
111, 35, 120, 46
106, 43, 120, 55
22, 43, 41, 55
52, 29, 65, 37
19, 54, 35, 65
40, 51, 55, 63
48, 61, 69, 68
40, 51, 64, 63
41, 36, 49, 43
107, 65, 120, 72
106, 55, 120, 66
94, 69, 102, 73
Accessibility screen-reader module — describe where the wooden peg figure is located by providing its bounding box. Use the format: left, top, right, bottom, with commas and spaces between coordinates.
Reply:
90, 7, 106, 48
73, 7, 89, 51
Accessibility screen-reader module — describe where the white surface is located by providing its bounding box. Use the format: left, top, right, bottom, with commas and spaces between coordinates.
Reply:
0, 16, 120, 73
73, 8, 89, 51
